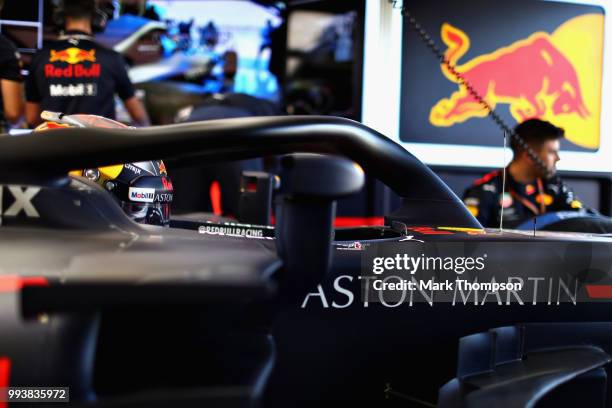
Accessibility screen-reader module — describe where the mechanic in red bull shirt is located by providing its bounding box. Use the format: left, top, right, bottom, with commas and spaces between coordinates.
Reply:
24, 0, 150, 127
463, 119, 586, 228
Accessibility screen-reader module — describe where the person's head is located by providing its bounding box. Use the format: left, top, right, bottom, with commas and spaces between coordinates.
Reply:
62, 0, 95, 30
34, 112, 174, 226
511, 119, 564, 177
88, 160, 174, 226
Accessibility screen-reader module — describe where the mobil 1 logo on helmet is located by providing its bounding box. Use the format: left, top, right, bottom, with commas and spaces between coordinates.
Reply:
129, 187, 155, 203
0, 185, 41, 225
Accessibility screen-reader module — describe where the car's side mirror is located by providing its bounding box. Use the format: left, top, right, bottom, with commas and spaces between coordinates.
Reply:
274, 154, 364, 301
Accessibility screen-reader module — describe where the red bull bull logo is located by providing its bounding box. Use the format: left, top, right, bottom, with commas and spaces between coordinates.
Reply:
50, 48, 96, 65
430, 14, 603, 149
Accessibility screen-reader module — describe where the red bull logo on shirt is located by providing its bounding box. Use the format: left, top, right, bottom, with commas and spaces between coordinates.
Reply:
430, 14, 604, 149
44, 63, 101, 78
50, 48, 96, 64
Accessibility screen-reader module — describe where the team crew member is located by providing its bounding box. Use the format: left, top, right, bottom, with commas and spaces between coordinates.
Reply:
0, 0, 25, 130
463, 119, 585, 228
25, 0, 150, 127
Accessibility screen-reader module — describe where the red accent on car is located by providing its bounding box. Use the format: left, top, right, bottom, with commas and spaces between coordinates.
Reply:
333, 217, 385, 227
268, 216, 384, 227
0, 276, 49, 293
408, 226, 454, 235
0, 356, 11, 408
586, 285, 612, 299
210, 181, 222, 216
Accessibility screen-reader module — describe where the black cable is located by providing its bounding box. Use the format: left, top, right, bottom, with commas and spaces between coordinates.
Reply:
390, 1, 551, 176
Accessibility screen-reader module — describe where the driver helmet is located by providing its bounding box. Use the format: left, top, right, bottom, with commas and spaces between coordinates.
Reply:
34, 111, 174, 226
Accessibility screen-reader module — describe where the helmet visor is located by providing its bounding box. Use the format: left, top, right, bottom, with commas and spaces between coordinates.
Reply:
121, 202, 171, 226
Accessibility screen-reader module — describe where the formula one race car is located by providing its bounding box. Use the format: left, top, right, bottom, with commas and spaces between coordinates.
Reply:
2, 114, 612, 408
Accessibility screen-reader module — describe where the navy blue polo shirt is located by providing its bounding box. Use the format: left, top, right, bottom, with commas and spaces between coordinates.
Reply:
25, 30, 135, 119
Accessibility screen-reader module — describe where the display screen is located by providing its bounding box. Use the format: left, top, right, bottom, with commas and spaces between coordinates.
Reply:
148, 0, 282, 101
390, 0, 611, 172
400, 0, 604, 152
285, 8, 361, 118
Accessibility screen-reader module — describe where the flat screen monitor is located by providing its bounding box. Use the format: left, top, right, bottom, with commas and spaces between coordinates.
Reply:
285, 2, 364, 120
362, 0, 611, 173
